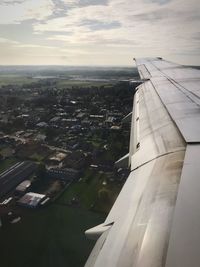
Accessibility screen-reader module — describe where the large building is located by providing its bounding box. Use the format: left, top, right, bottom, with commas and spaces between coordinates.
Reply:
0, 161, 37, 198
15, 180, 31, 194
18, 192, 46, 208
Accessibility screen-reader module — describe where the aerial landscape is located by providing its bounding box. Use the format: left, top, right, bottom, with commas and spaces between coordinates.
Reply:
0, 66, 139, 267
0, 0, 199, 267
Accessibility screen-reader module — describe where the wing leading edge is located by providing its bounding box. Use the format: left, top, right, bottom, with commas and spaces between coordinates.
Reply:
85, 58, 200, 267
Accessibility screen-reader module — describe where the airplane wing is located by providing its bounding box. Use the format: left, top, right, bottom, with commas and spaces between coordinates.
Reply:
85, 58, 200, 267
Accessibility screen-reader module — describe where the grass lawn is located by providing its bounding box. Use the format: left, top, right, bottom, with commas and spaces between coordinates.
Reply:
0, 168, 108, 267
0, 204, 105, 267
57, 170, 102, 209
0, 75, 38, 86
57, 168, 121, 214
29, 152, 44, 162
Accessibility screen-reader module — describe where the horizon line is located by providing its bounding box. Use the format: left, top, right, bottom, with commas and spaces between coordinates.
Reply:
0, 64, 135, 68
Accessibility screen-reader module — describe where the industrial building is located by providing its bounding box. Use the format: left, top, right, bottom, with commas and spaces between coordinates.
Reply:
15, 180, 31, 194
0, 161, 37, 198
18, 192, 46, 208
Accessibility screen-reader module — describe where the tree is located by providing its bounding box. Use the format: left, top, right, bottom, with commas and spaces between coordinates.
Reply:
37, 162, 46, 179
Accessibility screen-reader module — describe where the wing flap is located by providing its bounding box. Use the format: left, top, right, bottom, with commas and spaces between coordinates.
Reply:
85, 151, 185, 267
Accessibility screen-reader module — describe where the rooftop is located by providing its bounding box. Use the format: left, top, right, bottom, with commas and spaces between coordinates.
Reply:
18, 192, 46, 208
15, 180, 31, 192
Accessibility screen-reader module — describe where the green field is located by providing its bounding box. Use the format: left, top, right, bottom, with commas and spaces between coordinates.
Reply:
58, 173, 103, 210
0, 204, 105, 267
0, 167, 119, 267
57, 169, 121, 214
0, 75, 38, 86
56, 79, 113, 88
0, 74, 114, 89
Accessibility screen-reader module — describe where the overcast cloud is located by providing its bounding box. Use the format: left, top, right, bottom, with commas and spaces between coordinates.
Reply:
0, 0, 199, 65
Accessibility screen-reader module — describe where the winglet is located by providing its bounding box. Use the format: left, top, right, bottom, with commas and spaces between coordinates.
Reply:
85, 222, 114, 240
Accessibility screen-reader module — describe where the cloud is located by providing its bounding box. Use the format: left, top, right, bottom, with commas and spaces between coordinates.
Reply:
147, 0, 172, 5
0, 0, 54, 24
81, 20, 120, 31
34, 0, 200, 49
76, 0, 108, 7
1, 0, 26, 4
0, 0, 199, 65
60, 0, 108, 7
0, 37, 20, 44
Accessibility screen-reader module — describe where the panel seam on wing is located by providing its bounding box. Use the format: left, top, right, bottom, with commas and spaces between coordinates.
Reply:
131, 148, 185, 172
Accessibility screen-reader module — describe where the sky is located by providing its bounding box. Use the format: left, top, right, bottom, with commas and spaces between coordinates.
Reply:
0, 0, 199, 66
